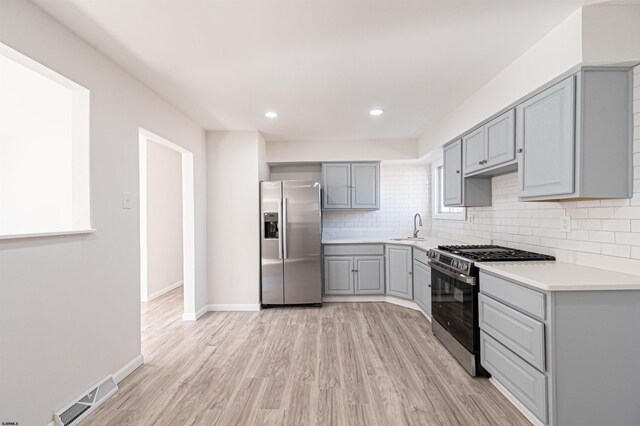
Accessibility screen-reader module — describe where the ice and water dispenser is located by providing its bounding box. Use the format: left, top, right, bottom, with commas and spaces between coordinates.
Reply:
263, 212, 279, 239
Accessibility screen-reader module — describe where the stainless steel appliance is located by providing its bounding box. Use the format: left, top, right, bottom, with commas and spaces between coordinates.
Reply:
427, 245, 555, 376
260, 180, 322, 306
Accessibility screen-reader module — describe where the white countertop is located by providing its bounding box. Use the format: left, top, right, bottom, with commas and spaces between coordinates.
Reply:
321, 236, 462, 252
477, 262, 640, 292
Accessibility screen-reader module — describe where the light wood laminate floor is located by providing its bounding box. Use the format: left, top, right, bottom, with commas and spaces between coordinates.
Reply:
83, 288, 530, 425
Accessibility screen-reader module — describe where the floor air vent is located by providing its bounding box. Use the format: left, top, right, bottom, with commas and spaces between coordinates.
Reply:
54, 376, 118, 426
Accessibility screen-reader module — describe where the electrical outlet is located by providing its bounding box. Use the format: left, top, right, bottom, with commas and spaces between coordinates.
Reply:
122, 192, 132, 209
561, 215, 571, 233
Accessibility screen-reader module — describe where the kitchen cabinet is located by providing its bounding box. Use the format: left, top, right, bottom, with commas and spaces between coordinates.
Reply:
323, 256, 354, 295
322, 162, 380, 210
517, 69, 632, 201
385, 245, 413, 299
463, 109, 516, 176
412, 250, 431, 315
323, 245, 384, 295
443, 139, 491, 207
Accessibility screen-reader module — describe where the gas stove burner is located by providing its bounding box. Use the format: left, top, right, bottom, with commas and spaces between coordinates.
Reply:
436, 245, 555, 262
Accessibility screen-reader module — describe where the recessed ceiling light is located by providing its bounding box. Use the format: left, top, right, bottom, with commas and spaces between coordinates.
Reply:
265, 111, 278, 118
369, 108, 384, 116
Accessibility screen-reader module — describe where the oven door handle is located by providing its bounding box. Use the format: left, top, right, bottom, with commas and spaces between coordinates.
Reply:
428, 262, 476, 285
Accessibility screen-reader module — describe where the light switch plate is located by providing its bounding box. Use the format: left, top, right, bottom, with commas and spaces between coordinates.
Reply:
561, 215, 571, 233
122, 192, 132, 209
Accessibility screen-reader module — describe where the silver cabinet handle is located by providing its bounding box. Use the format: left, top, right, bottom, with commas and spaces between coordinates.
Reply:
517, 148, 523, 153
282, 198, 288, 259
277, 199, 283, 260
456, 170, 460, 174
409, 271, 413, 275
478, 161, 483, 165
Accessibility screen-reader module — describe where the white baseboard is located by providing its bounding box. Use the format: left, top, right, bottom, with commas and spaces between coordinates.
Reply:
113, 354, 144, 383
143, 280, 183, 302
489, 377, 544, 426
182, 304, 208, 321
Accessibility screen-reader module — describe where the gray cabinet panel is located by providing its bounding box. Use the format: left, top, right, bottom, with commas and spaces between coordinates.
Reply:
323, 257, 354, 295
386, 245, 413, 299
480, 272, 546, 320
463, 127, 485, 174
443, 140, 462, 205
413, 259, 431, 315
479, 294, 545, 371
485, 109, 515, 168
322, 163, 351, 209
518, 76, 575, 198
323, 244, 384, 256
481, 332, 547, 423
351, 163, 380, 209
354, 256, 384, 294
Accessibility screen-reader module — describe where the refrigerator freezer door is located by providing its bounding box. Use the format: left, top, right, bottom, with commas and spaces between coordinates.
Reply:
260, 181, 284, 304
282, 181, 322, 304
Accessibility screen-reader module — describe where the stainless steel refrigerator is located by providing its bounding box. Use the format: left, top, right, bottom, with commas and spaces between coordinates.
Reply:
260, 180, 322, 306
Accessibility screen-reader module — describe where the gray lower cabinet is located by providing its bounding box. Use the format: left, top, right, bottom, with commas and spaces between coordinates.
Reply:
385, 245, 413, 299
323, 256, 354, 295
322, 162, 380, 210
412, 256, 431, 315
323, 245, 384, 295
479, 270, 640, 425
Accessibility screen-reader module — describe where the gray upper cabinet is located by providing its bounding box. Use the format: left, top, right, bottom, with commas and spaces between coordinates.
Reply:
323, 256, 354, 295
463, 128, 485, 174
444, 139, 492, 207
517, 77, 576, 198
354, 256, 384, 294
322, 163, 351, 209
322, 162, 379, 210
485, 109, 516, 168
351, 163, 380, 209
443, 140, 463, 205
412, 255, 431, 315
463, 109, 516, 176
386, 245, 413, 300
518, 69, 632, 201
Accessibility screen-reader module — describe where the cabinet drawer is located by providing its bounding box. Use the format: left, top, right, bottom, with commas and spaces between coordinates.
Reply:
323, 244, 384, 256
479, 294, 545, 371
412, 247, 429, 265
481, 332, 547, 423
480, 272, 546, 320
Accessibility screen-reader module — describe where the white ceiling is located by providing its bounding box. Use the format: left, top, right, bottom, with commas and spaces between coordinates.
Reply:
34, 0, 605, 141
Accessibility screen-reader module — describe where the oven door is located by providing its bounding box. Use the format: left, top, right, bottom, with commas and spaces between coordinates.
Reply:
429, 262, 477, 353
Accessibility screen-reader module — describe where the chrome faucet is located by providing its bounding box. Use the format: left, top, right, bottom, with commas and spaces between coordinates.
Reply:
413, 213, 423, 238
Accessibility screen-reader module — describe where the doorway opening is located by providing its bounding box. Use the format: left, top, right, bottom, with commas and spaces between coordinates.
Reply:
139, 128, 196, 321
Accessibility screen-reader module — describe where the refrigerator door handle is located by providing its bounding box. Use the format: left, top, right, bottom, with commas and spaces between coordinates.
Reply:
282, 197, 288, 259
277, 198, 283, 260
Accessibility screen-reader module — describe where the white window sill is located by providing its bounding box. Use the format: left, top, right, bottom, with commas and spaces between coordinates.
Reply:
0, 229, 97, 240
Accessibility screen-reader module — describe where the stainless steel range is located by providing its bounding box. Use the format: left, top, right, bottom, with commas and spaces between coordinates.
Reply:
427, 245, 555, 376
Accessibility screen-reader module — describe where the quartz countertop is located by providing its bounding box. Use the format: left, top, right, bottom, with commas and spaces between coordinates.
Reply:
476, 261, 640, 292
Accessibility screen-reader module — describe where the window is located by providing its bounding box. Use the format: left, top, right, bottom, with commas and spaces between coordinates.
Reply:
0, 43, 90, 238
432, 160, 465, 220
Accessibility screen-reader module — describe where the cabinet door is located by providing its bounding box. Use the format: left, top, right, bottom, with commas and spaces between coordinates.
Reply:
322, 163, 351, 209
443, 140, 462, 205
463, 128, 485, 174
413, 260, 431, 315
385, 245, 413, 299
323, 257, 354, 295
354, 256, 384, 294
351, 163, 379, 209
485, 109, 515, 169
517, 76, 575, 198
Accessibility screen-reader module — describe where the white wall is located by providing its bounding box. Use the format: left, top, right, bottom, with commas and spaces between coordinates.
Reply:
0, 2, 207, 425
206, 131, 263, 307
418, 8, 583, 157
145, 141, 183, 301
582, 5, 640, 65
267, 138, 418, 163
323, 163, 429, 238
427, 66, 640, 275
